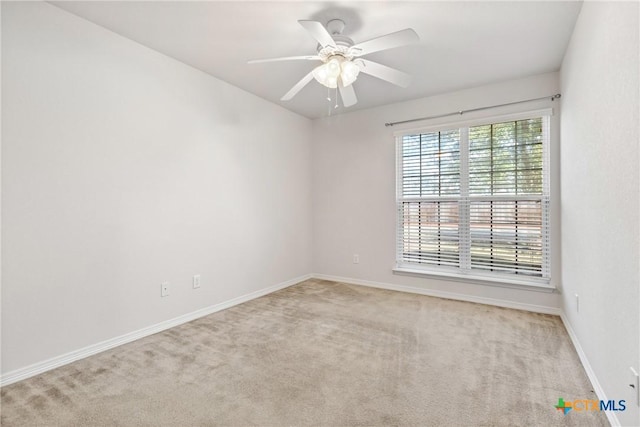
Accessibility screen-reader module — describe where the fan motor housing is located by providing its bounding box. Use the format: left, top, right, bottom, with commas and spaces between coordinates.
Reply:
326, 19, 354, 48
316, 19, 355, 62
317, 44, 354, 62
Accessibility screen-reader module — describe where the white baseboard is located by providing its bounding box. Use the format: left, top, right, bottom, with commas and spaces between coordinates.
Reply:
560, 314, 620, 427
2, 272, 618, 426
311, 273, 562, 316
0, 274, 311, 387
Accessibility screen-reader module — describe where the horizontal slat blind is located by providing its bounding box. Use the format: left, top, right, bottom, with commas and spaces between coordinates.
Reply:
401, 130, 460, 197
397, 114, 550, 283
469, 118, 544, 195
399, 201, 460, 267
469, 199, 543, 276
398, 129, 461, 269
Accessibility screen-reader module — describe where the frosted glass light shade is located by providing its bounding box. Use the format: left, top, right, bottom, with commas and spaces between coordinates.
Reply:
313, 57, 359, 89
312, 64, 330, 86
326, 58, 341, 78
340, 61, 360, 87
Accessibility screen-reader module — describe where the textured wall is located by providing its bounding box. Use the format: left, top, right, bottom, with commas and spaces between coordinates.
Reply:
560, 2, 639, 425
1, 2, 312, 374
312, 72, 562, 310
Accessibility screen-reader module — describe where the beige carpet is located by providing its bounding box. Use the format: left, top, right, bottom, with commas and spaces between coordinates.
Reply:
1, 279, 608, 426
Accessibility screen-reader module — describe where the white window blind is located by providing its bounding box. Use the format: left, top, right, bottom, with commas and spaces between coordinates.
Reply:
396, 112, 550, 284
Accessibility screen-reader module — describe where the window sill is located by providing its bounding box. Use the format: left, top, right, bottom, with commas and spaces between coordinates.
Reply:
392, 267, 556, 293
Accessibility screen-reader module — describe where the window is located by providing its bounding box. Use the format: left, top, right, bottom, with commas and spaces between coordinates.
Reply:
396, 111, 550, 286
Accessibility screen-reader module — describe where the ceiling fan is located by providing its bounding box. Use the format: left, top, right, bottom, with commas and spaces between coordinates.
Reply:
248, 19, 419, 108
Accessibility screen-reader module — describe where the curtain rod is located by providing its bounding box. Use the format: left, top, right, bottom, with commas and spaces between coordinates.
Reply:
384, 93, 561, 127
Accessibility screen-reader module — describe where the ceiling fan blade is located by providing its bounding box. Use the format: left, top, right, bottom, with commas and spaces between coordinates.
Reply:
351, 28, 419, 56
248, 55, 320, 64
338, 82, 358, 107
358, 59, 412, 88
281, 70, 315, 101
298, 20, 336, 48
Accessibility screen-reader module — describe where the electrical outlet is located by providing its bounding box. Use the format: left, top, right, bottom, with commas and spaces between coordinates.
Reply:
575, 293, 579, 313
193, 274, 201, 289
161, 282, 170, 297
353, 254, 359, 264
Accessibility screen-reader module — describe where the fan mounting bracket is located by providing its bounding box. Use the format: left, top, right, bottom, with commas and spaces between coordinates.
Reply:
326, 19, 345, 35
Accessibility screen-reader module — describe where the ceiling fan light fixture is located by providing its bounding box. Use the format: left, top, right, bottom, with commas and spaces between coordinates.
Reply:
313, 57, 343, 88
314, 56, 360, 89
312, 64, 330, 86
250, 20, 419, 106
326, 58, 342, 77
340, 60, 360, 87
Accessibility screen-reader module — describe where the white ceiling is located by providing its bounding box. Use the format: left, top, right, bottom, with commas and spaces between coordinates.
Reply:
50, 1, 582, 119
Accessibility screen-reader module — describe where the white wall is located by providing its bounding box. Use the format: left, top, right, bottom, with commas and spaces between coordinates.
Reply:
560, 2, 639, 426
3, 6, 638, 422
312, 72, 562, 311
1, 2, 312, 374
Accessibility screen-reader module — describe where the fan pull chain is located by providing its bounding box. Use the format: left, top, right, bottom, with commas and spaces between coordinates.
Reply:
327, 87, 331, 102
334, 88, 339, 109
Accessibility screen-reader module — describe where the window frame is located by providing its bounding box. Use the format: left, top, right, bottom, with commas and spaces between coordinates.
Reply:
394, 109, 553, 290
